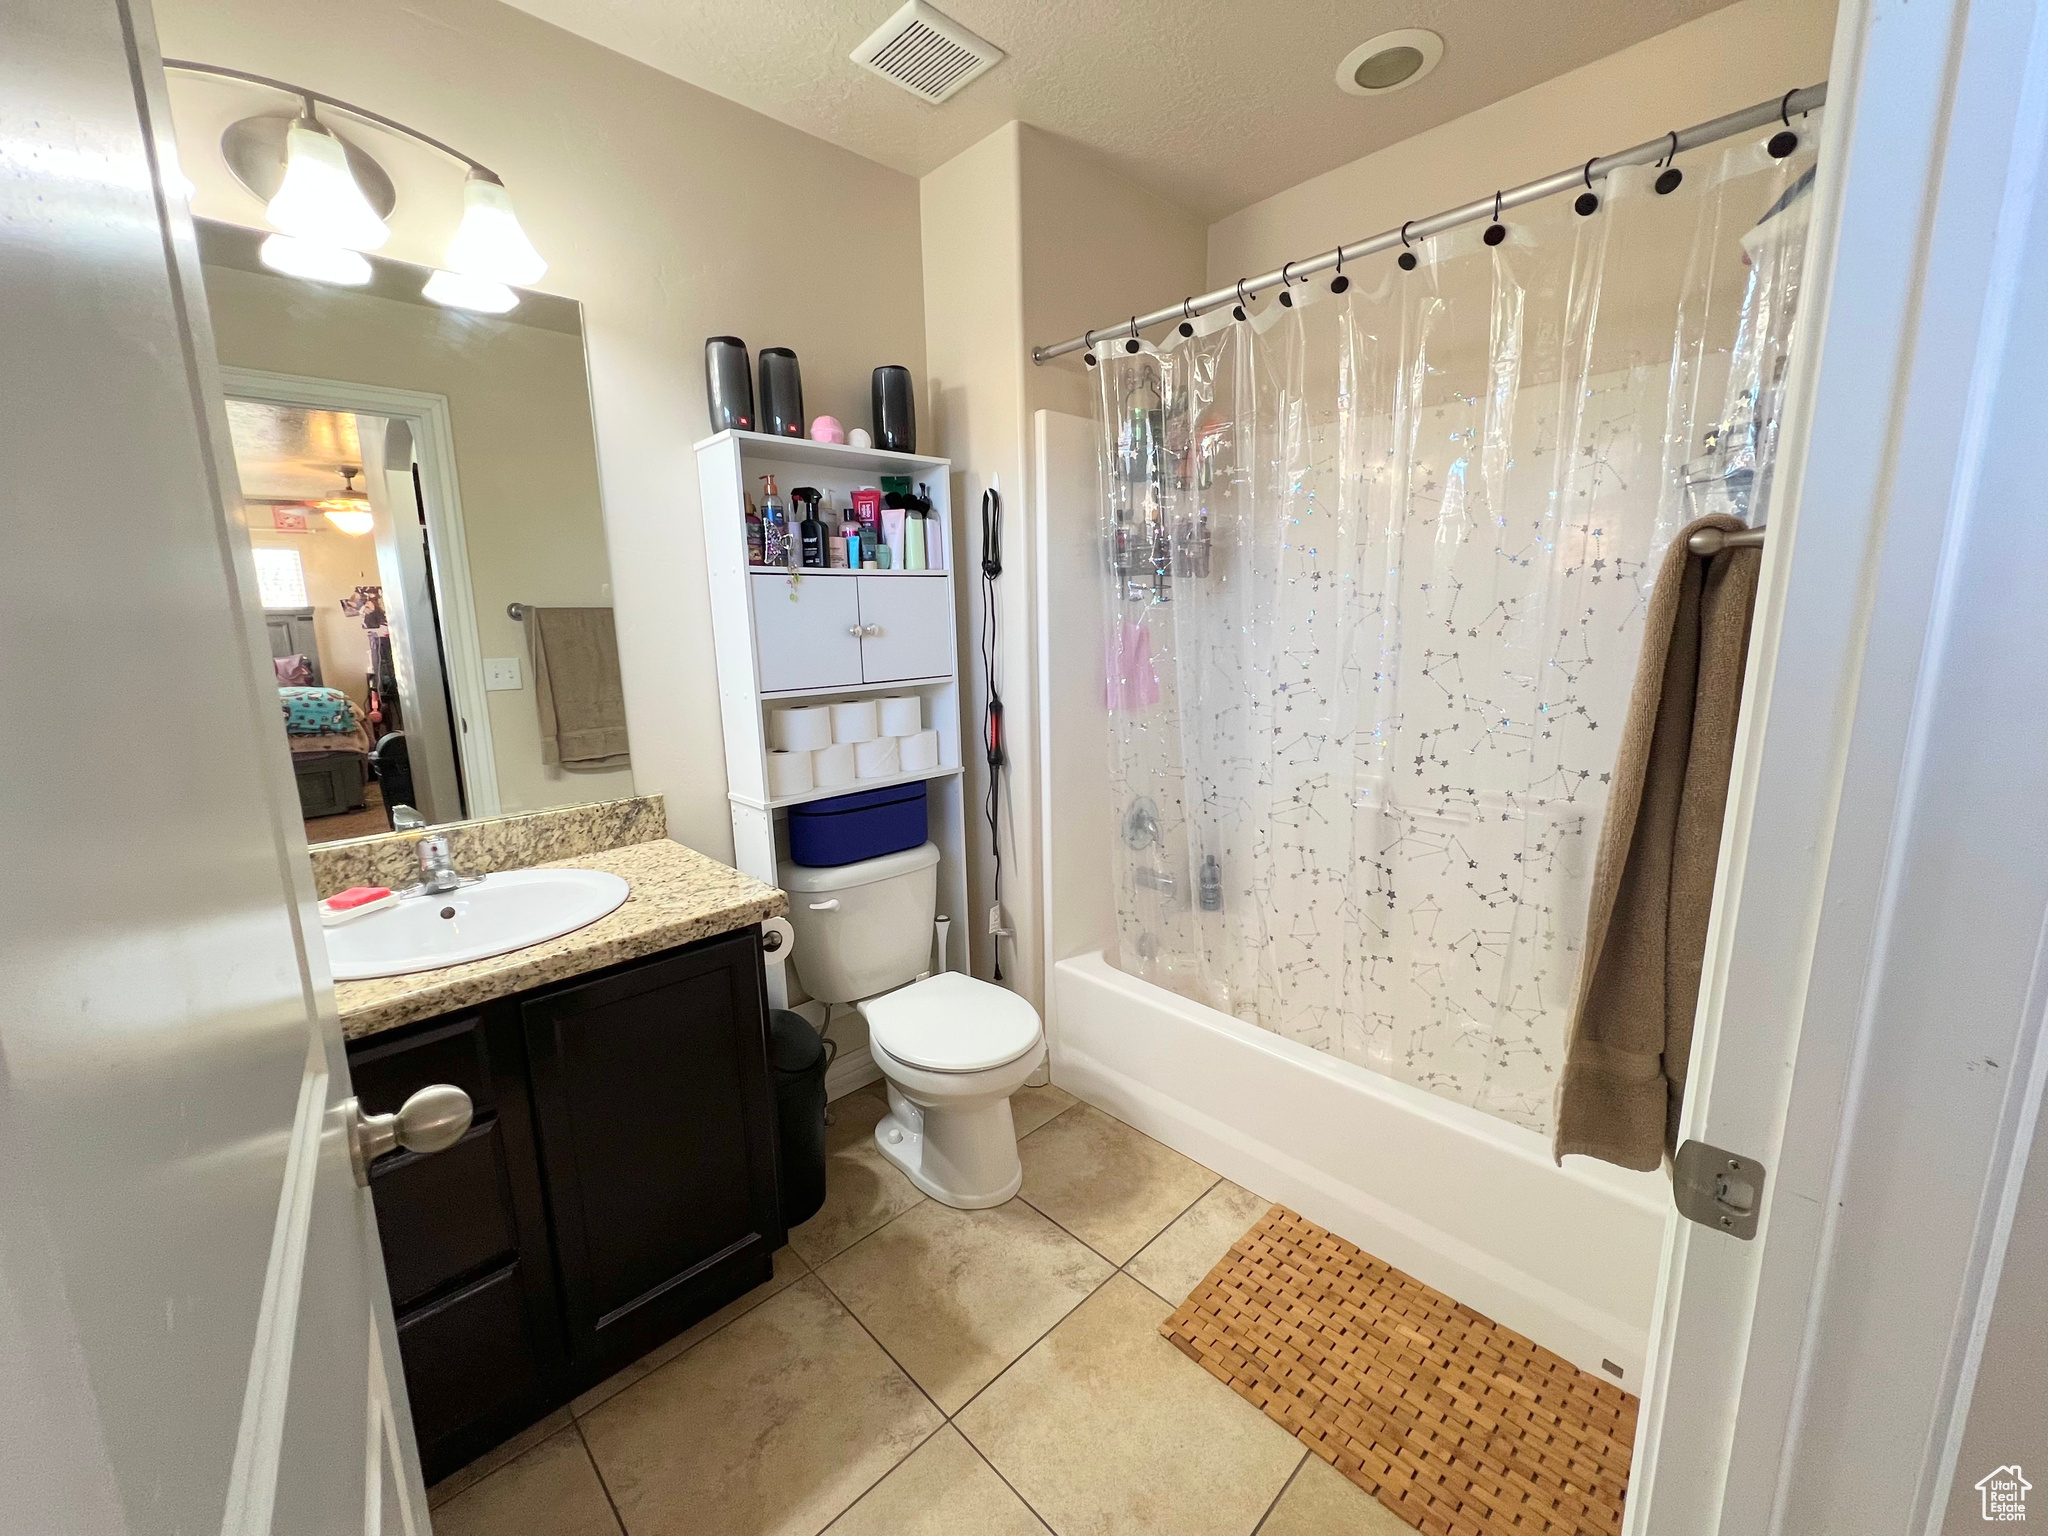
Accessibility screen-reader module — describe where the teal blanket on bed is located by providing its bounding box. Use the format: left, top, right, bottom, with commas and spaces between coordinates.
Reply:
281, 686, 359, 736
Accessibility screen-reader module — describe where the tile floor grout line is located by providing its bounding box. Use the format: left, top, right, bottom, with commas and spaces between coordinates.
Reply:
956, 1422, 1061, 1536
572, 1412, 630, 1536
945, 1260, 1125, 1427
1249, 1449, 1311, 1536
811, 1418, 954, 1536
805, 1261, 953, 1428
800, 1186, 932, 1273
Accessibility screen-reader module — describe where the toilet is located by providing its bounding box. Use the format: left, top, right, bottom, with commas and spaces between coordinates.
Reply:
781, 843, 1044, 1208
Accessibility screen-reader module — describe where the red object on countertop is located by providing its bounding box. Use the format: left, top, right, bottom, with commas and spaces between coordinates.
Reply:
323, 885, 393, 911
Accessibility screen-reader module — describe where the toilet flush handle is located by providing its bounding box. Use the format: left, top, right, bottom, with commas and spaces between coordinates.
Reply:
807, 899, 840, 911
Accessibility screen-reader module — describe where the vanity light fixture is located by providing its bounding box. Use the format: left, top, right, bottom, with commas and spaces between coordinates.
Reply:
165, 60, 545, 313
266, 114, 391, 251
444, 170, 547, 286
316, 468, 376, 535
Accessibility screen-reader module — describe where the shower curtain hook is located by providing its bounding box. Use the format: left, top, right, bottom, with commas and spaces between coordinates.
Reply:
1780, 89, 1797, 126
1575, 159, 1601, 217
1330, 246, 1350, 294
1234, 278, 1253, 319
1179, 297, 1197, 338
1659, 130, 1679, 167
1655, 132, 1685, 194
1397, 221, 1417, 271
1484, 192, 1507, 246
1279, 260, 1298, 306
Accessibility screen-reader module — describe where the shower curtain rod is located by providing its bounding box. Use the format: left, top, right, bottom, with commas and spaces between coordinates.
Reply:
1032, 81, 1827, 364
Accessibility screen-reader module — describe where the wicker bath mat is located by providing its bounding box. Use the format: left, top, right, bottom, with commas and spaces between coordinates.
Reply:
1161, 1206, 1636, 1536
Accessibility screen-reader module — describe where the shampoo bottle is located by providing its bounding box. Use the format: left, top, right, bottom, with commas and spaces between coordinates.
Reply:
840, 506, 863, 569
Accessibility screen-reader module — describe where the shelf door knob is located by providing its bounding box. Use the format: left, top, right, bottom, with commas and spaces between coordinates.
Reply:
346, 1084, 473, 1186
847, 625, 864, 638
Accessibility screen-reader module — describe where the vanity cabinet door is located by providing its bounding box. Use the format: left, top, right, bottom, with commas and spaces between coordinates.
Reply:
753, 571, 862, 692
855, 573, 953, 683
347, 1012, 561, 1484
521, 927, 782, 1387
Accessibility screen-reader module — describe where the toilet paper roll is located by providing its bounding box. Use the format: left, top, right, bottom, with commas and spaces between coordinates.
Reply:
813, 741, 858, 787
769, 704, 833, 752
854, 735, 901, 779
759, 916, 794, 971
830, 699, 879, 744
899, 728, 940, 772
877, 694, 922, 738
766, 749, 814, 798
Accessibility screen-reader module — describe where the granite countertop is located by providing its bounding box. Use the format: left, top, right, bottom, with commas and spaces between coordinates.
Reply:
333, 839, 787, 1040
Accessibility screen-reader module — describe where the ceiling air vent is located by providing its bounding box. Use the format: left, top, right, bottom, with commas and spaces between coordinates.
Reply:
851, 1, 1003, 104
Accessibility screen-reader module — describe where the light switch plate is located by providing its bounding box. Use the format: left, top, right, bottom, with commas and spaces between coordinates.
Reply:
484, 657, 522, 691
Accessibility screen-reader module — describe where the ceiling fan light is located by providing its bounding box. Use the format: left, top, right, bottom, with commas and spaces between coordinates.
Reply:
422, 267, 520, 315
267, 118, 390, 251
258, 232, 372, 286
443, 171, 546, 286
323, 508, 376, 536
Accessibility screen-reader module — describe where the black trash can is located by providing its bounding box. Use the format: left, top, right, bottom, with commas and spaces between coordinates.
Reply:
769, 1010, 829, 1228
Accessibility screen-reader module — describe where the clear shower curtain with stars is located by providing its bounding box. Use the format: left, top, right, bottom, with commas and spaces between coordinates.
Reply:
1093, 130, 1817, 1135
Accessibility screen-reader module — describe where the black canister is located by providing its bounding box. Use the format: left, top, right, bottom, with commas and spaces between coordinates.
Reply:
871, 364, 916, 453
759, 347, 805, 439
704, 336, 754, 433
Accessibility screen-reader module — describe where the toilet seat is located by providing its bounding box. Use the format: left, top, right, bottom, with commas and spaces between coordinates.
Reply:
862, 972, 1041, 1074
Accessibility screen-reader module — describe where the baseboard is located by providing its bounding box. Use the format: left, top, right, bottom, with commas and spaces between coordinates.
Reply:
826, 1044, 881, 1101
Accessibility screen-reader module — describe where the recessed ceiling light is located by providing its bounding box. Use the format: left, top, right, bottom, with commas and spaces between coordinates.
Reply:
1337, 29, 1443, 97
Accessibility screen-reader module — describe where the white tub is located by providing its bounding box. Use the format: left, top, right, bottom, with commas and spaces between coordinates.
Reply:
1050, 949, 1669, 1387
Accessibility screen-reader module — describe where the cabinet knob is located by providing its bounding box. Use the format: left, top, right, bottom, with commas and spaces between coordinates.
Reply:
847, 625, 864, 638
863, 624, 882, 637
346, 1084, 474, 1186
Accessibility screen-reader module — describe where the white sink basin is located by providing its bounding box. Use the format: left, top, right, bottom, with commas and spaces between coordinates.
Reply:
325, 867, 631, 981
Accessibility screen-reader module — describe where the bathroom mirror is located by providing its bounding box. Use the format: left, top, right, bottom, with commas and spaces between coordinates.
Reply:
194, 219, 632, 845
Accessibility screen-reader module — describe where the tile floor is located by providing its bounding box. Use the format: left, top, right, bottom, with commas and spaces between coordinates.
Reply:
429, 1081, 1412, 1536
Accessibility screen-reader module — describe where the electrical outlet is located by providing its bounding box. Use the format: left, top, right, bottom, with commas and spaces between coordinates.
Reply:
483, 657, 522, 691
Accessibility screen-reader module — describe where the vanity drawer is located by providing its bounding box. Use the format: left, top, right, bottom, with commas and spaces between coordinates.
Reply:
395, 1262, 550, 1482
370, 1120, 522, 1311
347, 1012, 496, 1117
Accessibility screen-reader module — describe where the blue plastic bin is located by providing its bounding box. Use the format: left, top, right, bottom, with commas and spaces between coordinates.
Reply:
787, 782, 928, 867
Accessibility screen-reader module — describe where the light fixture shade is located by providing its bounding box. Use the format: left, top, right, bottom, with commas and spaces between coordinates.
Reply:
443, 173, 546, 286
322, 508, 376, 536
267, 119, 390, 251
422, 268, 520, 315
258, 232, 372, 286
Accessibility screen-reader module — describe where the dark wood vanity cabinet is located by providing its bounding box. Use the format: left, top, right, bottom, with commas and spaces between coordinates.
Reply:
348, 926, 783, 1483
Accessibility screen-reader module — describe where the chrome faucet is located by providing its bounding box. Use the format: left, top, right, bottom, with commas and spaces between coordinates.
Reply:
413, 834, 479, 896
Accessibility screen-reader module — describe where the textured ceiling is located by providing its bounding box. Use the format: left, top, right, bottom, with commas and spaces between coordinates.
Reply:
226, 401, 363, 500
494, 0, 1743, 218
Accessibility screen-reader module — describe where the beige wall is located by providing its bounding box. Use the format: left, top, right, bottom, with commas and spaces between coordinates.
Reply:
157, 0, 927, 858
204, 265, 628, 816
1206, 0, 1837, 288
250, 517, 377, 712
921, 123, 1206, 1004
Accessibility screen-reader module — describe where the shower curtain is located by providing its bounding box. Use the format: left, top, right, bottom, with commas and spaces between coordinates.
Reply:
1094, 130, 1818, 1135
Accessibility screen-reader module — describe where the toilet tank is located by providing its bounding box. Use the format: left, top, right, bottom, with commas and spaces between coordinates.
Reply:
780, 842, 940, 1004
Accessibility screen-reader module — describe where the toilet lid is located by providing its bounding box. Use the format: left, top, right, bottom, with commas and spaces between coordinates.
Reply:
865, 973, 1041, 1073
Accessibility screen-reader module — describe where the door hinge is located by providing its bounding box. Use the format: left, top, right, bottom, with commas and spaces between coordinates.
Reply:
1672, 1140, 1766, 1240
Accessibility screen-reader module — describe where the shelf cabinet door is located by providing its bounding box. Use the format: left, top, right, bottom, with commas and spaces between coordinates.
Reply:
520, 930, 782, 1385
856, 575, 953, 683
753, 572, 861, 692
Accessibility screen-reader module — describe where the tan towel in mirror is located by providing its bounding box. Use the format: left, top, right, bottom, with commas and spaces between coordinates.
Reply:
524, 606, 630, 769
1554, 514, 1762, 1172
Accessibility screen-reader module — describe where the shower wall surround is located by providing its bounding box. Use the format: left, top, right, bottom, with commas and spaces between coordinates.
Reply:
1093, 138, 1816, 1134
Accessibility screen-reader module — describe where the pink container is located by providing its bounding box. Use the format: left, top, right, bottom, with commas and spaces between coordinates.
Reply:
809, 415, 846, 444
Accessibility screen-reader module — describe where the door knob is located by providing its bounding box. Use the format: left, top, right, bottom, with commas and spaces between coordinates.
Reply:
346, 1084, 473, 1186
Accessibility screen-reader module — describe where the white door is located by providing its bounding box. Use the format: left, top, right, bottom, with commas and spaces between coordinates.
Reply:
1630, 0, 2048, 1531
1, 6, 445, 1532
857, 575, 954, 684
755, 573, 863, 692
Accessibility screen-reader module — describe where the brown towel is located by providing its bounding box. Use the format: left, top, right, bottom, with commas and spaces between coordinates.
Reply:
525, 606, 631, 769
1554, 514, 1762, 1171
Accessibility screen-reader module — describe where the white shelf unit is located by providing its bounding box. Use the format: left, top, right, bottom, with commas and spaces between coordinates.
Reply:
696, 428, 970, 991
